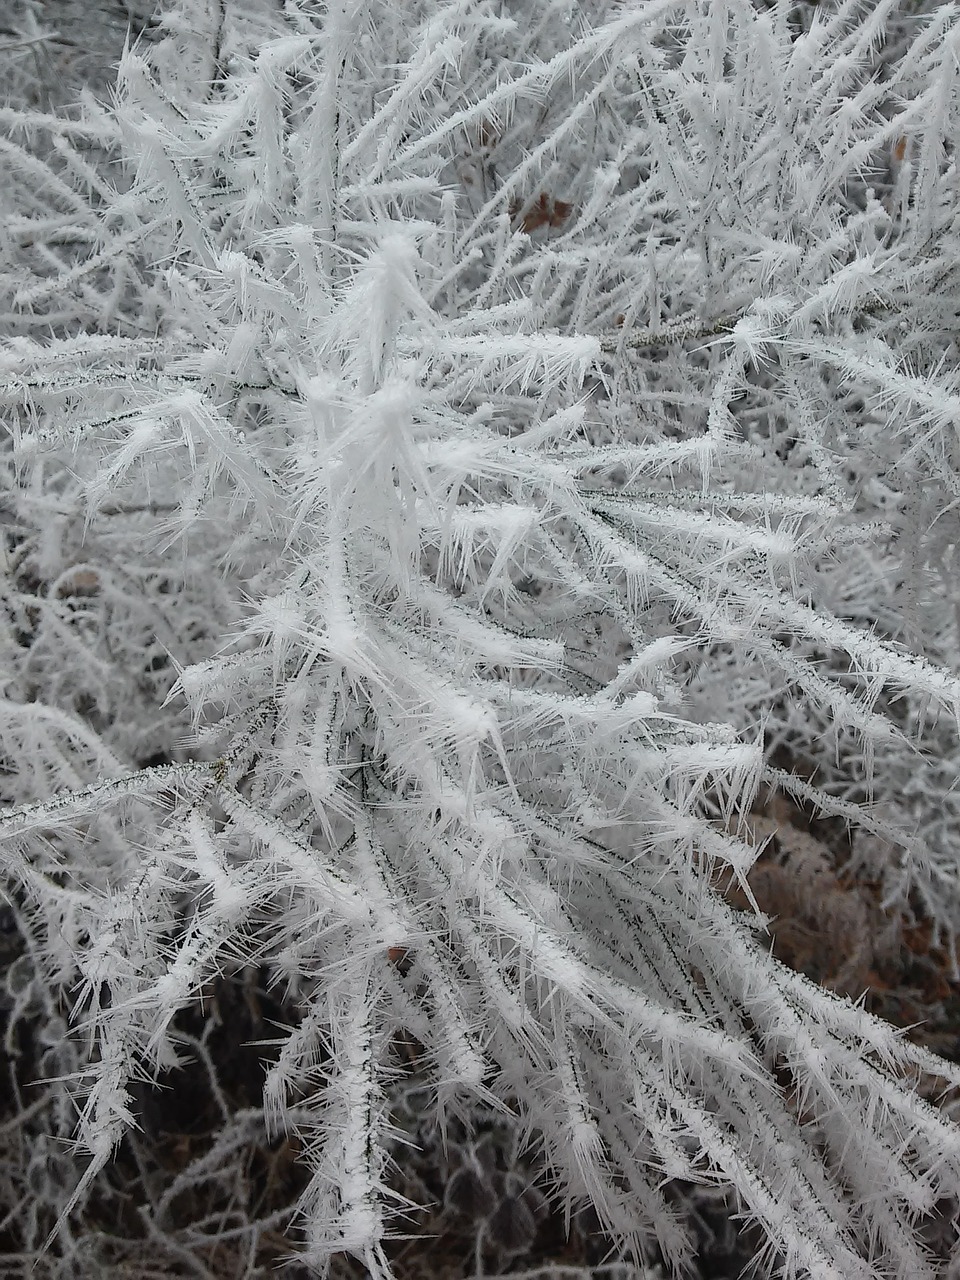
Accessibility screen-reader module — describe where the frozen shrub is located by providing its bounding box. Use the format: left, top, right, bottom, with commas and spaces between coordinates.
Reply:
5, 1, 960, 1277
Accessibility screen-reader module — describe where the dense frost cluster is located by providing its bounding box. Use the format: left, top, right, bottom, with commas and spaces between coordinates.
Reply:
4, 2, 960, 1276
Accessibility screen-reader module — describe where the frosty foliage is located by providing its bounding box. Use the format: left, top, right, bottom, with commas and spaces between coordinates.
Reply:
4, 0, 960, 1276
